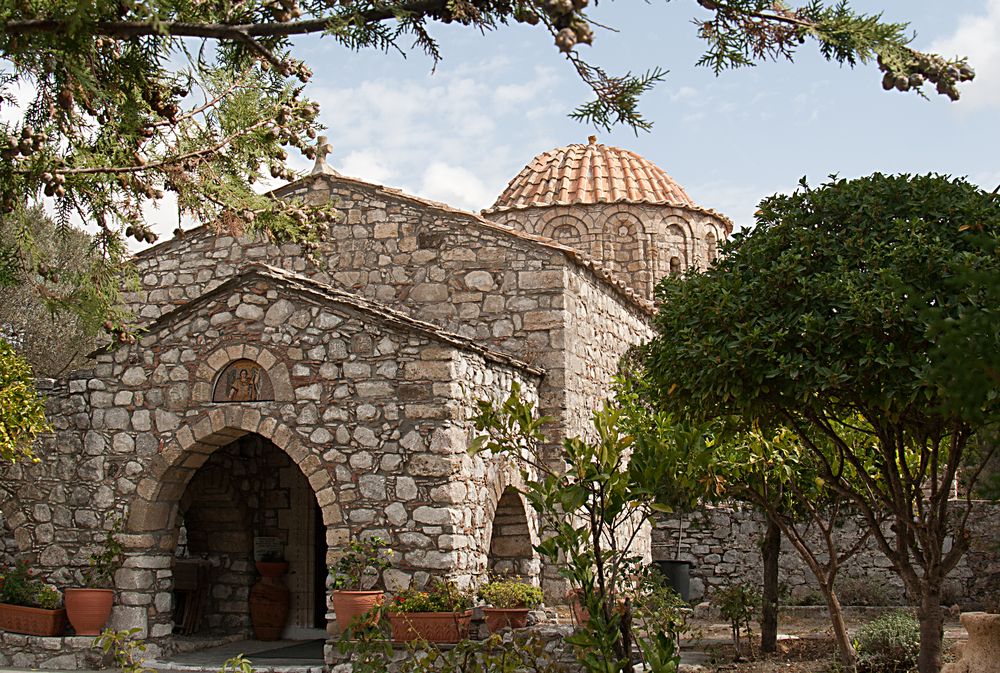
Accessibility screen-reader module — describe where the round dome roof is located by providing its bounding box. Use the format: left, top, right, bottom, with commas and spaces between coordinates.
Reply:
487, 138, 695, 212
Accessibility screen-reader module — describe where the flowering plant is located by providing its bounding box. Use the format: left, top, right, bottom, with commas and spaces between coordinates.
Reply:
478, 578, 543, 609
0, 560, 62, 609
329, 536, 392, 591
388, 580, 472, 613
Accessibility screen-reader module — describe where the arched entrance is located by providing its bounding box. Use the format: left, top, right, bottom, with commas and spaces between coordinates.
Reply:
122, 410, 337, 645
172, 432, 328, 638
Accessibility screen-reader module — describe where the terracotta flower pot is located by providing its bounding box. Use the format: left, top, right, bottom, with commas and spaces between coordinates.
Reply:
0, 602, 66, 636
389, 610, 472, 643
64, 588, 114, 635
331, 590, 384, 630
483, 607, 530, 632
249, 561, 289, 641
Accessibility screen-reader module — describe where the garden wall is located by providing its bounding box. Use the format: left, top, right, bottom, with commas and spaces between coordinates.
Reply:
652, 503, 1000, 608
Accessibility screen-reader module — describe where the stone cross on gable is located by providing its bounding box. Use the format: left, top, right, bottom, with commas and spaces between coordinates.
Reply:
310, 135, 336, 175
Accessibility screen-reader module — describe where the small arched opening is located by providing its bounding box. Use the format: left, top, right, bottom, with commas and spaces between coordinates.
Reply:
487, 487, 536, 579
706, 232, 718, 264
669, 257, 682, 277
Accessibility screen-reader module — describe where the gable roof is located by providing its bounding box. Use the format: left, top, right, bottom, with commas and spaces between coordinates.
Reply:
103, 264, 544, 377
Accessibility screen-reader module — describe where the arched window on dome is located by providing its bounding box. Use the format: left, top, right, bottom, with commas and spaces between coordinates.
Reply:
542, 215, 588, 250
663, 223, 688, 278
706, 232, 718, 264
610, 213, 643, 275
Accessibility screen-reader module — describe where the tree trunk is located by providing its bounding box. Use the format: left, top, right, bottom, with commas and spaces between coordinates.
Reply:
760, 517, 781, 653
820, 585, 856, 670
916, 587, 944, 673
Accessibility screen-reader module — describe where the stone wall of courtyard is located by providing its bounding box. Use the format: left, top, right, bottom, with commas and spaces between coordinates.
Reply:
653, 503, 1000, 608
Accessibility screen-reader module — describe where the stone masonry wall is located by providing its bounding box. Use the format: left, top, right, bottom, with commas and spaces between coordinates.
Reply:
653, 503, 1000, 608
123, 174, 652, 448
485, 202, 729, 301
0, 268, 542, 652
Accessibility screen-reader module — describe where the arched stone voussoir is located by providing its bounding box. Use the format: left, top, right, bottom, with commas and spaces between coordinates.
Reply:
124, 411, 325, 540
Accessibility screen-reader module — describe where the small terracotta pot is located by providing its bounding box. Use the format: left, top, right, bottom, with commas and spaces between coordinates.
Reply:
65, 588, 114, 636
483, 607, 530, 632
389, 610, 472, 643
331, 590, 384, 630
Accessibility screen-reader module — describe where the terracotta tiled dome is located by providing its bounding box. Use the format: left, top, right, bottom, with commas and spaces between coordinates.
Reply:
487, 137, 695, 212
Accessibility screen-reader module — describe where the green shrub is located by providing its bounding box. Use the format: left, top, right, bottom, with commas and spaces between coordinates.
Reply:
0, 560, 62, 609
837, 577, 893, 607
478, 578, 543, 609
388, 580, 472, 613
853, 611, 920, 673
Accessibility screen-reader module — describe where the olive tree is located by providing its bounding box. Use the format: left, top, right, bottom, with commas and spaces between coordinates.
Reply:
644, 173, 1000, 673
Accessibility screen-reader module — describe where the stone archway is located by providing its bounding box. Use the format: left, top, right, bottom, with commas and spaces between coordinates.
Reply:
486, 486, 539, 581
120, 409, 339, 643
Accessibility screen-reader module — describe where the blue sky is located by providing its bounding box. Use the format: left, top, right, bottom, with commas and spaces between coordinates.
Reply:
276, 0, 1000, 233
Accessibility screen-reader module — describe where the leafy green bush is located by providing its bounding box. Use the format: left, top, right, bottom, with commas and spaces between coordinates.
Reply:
478, 578, 543, 609
388, 580, 472, 613
712, 582, 761, 658
0, 559, 61, 609
853, 611, 920, 673
837, 577, 894, 607
329, 536, 392, 591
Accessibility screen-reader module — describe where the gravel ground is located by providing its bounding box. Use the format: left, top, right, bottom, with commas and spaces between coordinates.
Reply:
678, 612, 966, 673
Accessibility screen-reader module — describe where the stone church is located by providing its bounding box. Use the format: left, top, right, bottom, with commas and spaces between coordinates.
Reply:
0, 138, 730, 651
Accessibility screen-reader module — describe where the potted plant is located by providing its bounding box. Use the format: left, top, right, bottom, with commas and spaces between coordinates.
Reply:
65, 519, 123, 635
477, 577, 543, 632
250, 549, 290, 640
329, 536, 391, 631
0, 559, 66, 636
387, 580, 473, 643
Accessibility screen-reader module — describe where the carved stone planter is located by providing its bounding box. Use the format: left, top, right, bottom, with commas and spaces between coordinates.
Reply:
943, 612, 1000, 673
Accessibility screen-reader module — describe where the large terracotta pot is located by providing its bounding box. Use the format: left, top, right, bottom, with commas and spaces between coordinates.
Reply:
483, 607, 530, 633
331, 590, 384, 631
249, 561, 289, 641
64, 588, 114, 635
0, 602, 66, 636
389, 610, 472, 643
943, 612, 1000, 673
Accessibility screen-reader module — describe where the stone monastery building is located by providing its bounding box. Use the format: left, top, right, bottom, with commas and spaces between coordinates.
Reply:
0, 139, 730, 647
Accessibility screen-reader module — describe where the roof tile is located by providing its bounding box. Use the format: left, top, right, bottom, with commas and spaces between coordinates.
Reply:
489, 140, 696, 211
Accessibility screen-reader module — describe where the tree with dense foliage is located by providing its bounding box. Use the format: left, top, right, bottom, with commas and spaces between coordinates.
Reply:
644, 173, 1000, 673
0, 207, 106, 376
471, 383, 716, 673
617, 365, 875, 668
0, 339, 50, 463
0, 0, 975, 333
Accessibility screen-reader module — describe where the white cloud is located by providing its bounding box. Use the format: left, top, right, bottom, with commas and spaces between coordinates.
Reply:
308, 63, 566, 212
929, 0, 1000, 109
413, 161, 499, 212
336, 149, 395, 185
670, 86, 699, 102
